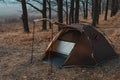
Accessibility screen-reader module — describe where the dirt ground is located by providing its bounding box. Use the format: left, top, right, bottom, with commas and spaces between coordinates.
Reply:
0, 12, 120, 80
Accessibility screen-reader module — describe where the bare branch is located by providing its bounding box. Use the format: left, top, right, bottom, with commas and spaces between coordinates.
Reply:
27, 2, 43, 13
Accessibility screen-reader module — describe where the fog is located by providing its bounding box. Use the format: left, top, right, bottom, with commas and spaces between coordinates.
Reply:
0, 0, 42, 21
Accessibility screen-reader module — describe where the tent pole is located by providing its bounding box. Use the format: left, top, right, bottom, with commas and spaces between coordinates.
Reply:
31, 21, 36, 63
51, 24, 54, 73
48, 24, 54, 74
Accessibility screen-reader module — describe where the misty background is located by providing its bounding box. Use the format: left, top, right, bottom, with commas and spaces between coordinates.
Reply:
0, 0, 46, 21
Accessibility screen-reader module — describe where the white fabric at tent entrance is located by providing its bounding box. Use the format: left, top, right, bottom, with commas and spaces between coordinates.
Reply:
53, 40, 75, 55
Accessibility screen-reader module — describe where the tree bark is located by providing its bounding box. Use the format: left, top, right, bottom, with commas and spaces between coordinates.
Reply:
42, 0, 47, 30
66, 0, 69, 24
21, 0, 29, 33
56, 0, 63, 31
110, 0, 119, 17
96, 0, 101, 24
92, 0, 99, 26
85, 0, 88, 19
47, 0, 52, 29
69, 0, 74, 24
82, 1, 86, 19
75, 0, 79, 23
104, 0, 109, 21
101, 0, 105, 14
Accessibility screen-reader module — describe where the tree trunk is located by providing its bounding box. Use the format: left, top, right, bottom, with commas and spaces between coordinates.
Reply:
69, 0, 74, 24
57, 0, 63, 31
101, 0, 105, 14
92, 0, 96, 26
96, 0, 101, 24
114, 0, 119, 15
66, 0, 69, 24
110, 0, 119, 17
92, 0, 99, 26
42, 0, 47, 30
104, 0, 109, 21
21, 0, 29, 33
47, 0, 52, 29
98, 0, 102, 14
82, 1, 86, 19
85, 0, 88, 19
75, 0, 79, 23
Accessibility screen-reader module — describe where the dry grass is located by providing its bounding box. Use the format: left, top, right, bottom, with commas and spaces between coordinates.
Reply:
0, 12, 120, 80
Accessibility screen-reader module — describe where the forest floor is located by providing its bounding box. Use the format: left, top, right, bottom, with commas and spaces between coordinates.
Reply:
0, 12, 120, 80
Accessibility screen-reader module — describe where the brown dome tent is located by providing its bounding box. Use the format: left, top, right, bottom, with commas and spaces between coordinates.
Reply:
42, 24, 117, 67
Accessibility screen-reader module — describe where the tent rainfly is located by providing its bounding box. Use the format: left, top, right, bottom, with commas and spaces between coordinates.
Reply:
42, 24, 117, 67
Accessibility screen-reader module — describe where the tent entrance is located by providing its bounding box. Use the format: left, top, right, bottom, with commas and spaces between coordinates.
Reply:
43, 40, 76, 67
43, 29, 81, 67
43, 52, 67, 67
